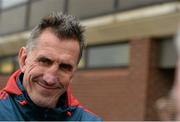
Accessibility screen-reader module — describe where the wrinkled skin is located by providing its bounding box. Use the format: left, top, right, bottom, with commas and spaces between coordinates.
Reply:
18, 29, 80, 108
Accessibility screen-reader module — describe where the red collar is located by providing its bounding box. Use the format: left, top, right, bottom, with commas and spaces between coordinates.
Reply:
3, 69, 79, 107
4, 69, 22, 95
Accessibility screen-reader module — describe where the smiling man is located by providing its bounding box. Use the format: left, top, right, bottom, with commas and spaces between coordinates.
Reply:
0, 12, 102, 121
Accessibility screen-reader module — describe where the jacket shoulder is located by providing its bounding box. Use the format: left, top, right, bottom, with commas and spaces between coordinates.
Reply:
69, 106, 102, 121
80, 107, 102, 121
0, 90, 20, 121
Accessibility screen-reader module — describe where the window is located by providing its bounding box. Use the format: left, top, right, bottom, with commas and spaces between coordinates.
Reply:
158, 37, 177, 68
118, 0, 170, 10
68, 0, 114, 19
87, 43, 129, 68
1, 0, 27, 9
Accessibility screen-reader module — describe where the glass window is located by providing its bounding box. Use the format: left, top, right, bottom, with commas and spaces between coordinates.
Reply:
87, 43, 129, 68
0, 5, 26, 35
29, 0, 64, 28
1, 0, 27, 9
118, 0, 169, 10
158, 38, 177, 68
69, 0, 114, 19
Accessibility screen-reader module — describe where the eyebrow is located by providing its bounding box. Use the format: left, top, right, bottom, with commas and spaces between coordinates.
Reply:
37, 54, 76, 67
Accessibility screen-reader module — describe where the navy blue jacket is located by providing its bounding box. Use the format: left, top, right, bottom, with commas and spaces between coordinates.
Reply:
0, 70, 102, 121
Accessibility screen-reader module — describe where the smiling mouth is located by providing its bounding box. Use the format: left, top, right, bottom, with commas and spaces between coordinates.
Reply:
36, 82, 59, 90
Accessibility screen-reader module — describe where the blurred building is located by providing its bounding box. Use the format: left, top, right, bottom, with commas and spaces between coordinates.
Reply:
0, 0, 180, 120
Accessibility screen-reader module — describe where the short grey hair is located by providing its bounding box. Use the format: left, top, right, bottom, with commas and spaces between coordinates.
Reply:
26, 12, 85, 63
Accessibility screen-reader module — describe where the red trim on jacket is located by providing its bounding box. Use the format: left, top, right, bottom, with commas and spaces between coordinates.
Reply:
67, 88, 80, 107
4, 70, 22, 96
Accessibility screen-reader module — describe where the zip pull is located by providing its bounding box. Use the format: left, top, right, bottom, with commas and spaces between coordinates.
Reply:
19, 100, 28, 106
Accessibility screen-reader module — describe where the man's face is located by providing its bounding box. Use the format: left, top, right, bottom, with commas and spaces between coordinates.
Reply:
18, 29, 80, 108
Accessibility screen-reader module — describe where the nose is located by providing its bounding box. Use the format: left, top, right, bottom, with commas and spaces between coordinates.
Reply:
43, 73, 59, 86
43, 64, 59, 85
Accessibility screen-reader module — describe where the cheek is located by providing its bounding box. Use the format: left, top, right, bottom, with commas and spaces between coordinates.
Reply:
24, 63, 41, 82
60, 75, 73, 88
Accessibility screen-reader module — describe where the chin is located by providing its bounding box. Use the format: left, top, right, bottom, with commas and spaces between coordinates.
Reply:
29, 92, 59, 108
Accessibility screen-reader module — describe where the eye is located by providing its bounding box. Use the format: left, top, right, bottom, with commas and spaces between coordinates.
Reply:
37, 57, 52, 66
59, 63, 73, 72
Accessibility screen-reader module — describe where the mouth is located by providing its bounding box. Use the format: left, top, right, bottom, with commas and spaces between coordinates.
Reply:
36, 82, 59, 90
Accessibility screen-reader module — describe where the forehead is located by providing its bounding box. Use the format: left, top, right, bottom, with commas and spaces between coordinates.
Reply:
38, 30, 79, 48
32, 29, 80, 63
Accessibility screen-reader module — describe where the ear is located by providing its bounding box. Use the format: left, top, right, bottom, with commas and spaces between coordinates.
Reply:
18, 47, 27, 73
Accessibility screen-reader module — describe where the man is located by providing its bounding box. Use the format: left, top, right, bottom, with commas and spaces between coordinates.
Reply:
171, 25, 180, 120
0, 12, 102, 121
156, 26, 180, 121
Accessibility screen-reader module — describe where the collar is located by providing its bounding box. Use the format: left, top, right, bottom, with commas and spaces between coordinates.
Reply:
4, 69, 22, 95
3, 69, 80, 107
